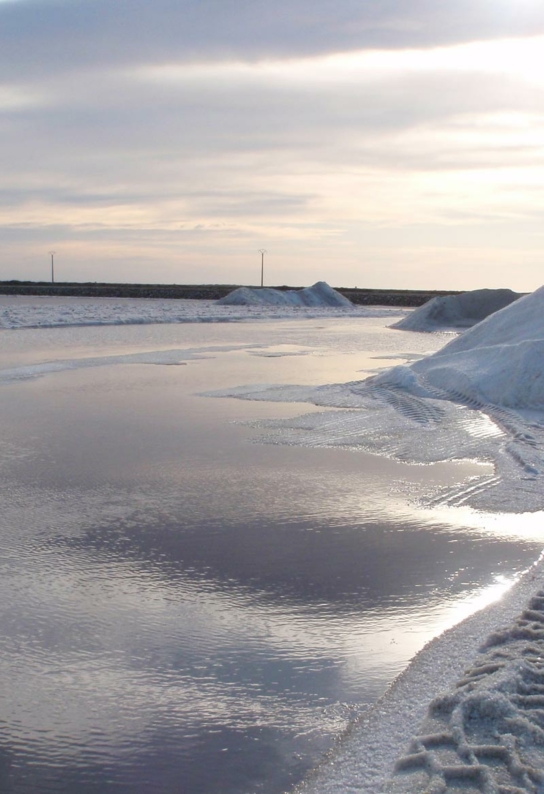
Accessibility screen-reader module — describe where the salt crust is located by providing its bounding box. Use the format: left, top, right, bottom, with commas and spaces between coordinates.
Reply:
0, 296, 394, 329
296, 558, 544, 794
216, 281, 353, 307
0, 345, 268, 384
393, 289, 521, 333
384, 285, 544, 410
387, 589, 544, 793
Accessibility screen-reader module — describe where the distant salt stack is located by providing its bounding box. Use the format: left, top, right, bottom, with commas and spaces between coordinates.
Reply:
217, 281, 352, 308
392, 288, 521, 332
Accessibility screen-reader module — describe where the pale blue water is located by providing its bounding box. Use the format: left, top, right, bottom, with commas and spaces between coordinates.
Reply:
0, 317, 541, 793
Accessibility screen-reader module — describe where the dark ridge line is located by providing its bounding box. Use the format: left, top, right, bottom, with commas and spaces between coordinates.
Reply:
0, 281, 462, 307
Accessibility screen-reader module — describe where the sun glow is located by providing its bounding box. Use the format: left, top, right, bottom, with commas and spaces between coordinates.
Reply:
136, 36, 544, 87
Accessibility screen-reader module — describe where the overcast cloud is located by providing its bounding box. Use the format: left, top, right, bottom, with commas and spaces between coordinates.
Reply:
2, 0, 544, 289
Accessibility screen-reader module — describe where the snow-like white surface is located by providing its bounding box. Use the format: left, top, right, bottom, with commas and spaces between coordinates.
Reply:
383, 285, 544, 409
217, 281, 353, 308
296, 556, 544, 794
0, 295, 396, 329
393, 288, 521, 332
386, 583, 544, 793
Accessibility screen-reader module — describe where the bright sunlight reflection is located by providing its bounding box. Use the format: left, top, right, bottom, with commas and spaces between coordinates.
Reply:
442, 573, 519, 631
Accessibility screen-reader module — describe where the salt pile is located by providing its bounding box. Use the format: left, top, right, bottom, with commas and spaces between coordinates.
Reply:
208, 285, 544, 512
392, 288, 521, 332
216, 281, 353, 308
377, 285, 544, 409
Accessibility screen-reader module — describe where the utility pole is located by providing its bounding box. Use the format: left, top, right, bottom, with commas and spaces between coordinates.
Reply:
49, 251, 56, 284
258, 249, 266, 288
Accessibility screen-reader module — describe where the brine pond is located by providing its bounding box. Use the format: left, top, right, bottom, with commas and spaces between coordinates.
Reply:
0, 312, 542, 794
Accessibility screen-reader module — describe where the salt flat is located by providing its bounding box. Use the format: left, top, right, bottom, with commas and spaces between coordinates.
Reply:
1, 295, 544, 794
0, 293, 401, 330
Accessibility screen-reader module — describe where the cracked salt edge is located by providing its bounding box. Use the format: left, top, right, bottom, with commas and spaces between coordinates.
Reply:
295, 554, 544, 794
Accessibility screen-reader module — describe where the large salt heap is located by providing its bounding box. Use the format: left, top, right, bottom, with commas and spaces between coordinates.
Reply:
392, 288, 521, 332
217, 281, 352, 308
376, 285, 544, 410
207, 284, 544, 513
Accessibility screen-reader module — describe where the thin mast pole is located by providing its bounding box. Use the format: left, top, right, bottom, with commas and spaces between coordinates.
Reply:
258, 249, 266, 287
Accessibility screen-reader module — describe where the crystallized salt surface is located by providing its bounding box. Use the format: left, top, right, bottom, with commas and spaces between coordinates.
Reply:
385, 582, 544, 794
378, 285, 544, 409
0, 295, 395, 329
296, 557, 544, 794
392, 288, 521, 332
217, 281, 353, 308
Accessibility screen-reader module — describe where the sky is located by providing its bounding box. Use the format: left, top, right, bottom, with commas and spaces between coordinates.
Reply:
1, 0, 544, 290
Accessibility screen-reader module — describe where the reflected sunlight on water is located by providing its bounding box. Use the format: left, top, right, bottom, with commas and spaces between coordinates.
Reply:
0, 318, 542, 794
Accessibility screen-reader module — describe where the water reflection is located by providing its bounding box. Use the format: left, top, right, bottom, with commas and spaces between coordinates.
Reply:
0, 320, 542, 794
2, 487, 540, 794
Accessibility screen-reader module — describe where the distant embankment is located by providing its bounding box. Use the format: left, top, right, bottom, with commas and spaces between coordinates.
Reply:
0, 281, 461, 307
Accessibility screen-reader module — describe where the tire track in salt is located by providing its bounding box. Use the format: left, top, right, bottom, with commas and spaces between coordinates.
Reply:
385, 590, 544, 794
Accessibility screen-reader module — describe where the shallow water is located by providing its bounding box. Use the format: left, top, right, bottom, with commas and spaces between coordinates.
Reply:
0, 316, 542, 794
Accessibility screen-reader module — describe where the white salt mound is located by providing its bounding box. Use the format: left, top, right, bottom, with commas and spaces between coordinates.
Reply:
208, 284, 544, 512
392, 288, 521, 332
376, 285, 544, 410
217, 281, 352, 308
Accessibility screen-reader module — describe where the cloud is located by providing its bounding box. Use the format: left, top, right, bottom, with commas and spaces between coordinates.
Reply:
2, 0, 544, 83
2, 46, 543, 183
2, 1, 544, 289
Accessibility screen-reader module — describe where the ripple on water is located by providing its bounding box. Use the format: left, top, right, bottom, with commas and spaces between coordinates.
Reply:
0, 320, 542, 794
